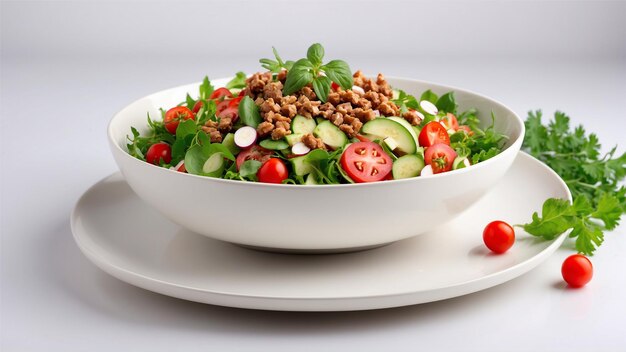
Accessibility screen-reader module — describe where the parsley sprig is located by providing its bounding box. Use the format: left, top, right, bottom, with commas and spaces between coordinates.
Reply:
520, 110, 625, 255
281, 43, 352, 102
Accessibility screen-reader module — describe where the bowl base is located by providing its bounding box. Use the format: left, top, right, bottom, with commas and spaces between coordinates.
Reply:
236, 242, 394, 254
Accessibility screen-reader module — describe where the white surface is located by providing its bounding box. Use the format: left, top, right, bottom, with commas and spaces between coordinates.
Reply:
2, 0, 626, 351
71, 153, 568, 311
108, 77, 523, 250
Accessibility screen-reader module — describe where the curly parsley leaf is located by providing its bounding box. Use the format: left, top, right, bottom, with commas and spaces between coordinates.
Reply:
520, 110, 625, 255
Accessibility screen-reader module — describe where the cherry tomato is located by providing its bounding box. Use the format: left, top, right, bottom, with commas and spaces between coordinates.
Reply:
355, 134, 371, 143
418, 121, 450, 147
424, 143, 457, 174
482, 220, 515, 254
331, 82, 340, 91
192, 100, 204, 114
441, 113, 459, 131
229, 96, 243, 108
257, 158, 289, 184
340, 141, 393, 183
562, 254, 593, 288
164, 106, 195, 134
236, 144, 273, 170
216, 100, 231, 115
210, 87, 233, 100
176, 162, 186, 173
459, 125, 474, 136
146, 143, 172, 165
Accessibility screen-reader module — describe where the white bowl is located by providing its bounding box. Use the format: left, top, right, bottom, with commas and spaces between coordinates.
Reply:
108, 77, 524, 252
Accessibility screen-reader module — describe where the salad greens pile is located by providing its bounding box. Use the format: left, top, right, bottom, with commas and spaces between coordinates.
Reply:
519, 111, 625, 255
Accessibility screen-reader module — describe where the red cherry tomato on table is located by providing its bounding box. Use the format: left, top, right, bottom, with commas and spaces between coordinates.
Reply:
164, 106, 195, 134
418, 121, 450, 147
257, 158, 289, 184
236, 144, 273, 170
562, 254, 593, 288
440, 113, 459, 131
210, 87, 233, 100
483, 220, 515, 254
340, 141, 393, 183
146, 143, 172, 165
424, 143, 457, 174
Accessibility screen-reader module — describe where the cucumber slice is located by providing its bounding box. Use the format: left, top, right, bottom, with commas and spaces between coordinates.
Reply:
222, 133, 240, 155
453, 156, 471, 170
284, 133, 303, 146
291, 115, 317, 134
412, 126, 421, 138
313, 120, 348, 150
388, 116, 420, 147
305, 173, 318, 185
361, 119, 417, 154
392, 154, 425, 179
259, 138, 289, 150
202, 152, 225, 177
316, 117, 325, 125
290, 155, 314, 176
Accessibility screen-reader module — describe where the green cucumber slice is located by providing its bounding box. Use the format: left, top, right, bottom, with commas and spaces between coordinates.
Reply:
361, 119, 417, 154
388, 116, 420, 148
291, 115, 317, 134
259, 138, 289, 150
313, 120, 348, 150
222, 133, 240, 155
201, 152, 225, 177
290, 155, 314, 176
285, 133, 304, 146
453, 156, 470, 170
392, 154, 425, 179
305, 173, 319, 185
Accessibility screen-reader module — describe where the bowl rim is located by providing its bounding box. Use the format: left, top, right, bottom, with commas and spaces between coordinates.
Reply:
108, 76, 525, 189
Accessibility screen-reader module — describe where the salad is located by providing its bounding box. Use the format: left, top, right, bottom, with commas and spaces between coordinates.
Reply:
127, 43, 506, 184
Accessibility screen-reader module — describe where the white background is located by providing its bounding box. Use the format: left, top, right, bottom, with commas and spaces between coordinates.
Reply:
2, 1, 626, 351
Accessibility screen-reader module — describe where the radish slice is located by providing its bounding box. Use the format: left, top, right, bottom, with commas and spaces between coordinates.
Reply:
292, 142, 311, 155
234, 126, 257, 148
420, 164, 433, 176
351, 85, 365, 95
420, 100, 438, 115
415, 111, 425, 120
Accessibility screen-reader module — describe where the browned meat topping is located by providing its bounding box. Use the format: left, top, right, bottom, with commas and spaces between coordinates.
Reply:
302, 133, 326, 150
201, 120, 223, 143
403, 109, 423, 126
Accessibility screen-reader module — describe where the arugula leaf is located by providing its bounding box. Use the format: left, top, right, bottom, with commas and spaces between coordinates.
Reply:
238, 96, 262, 128
239, 160, 262, 179
520, 110, 626, 255
392, 90, 419, 113
199, 76, 214, 100
226, 71, 247, 90
260, 47, 293, 73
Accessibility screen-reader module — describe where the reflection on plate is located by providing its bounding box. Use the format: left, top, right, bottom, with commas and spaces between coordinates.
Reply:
71, 153, 569, 311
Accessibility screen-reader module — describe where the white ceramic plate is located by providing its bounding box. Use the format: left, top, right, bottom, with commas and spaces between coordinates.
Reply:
72, 153, 569, 311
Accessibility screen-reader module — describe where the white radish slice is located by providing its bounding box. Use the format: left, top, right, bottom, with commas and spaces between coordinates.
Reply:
351, 85, 365, 95
415, 111, 425, 120
420, 100, 438, 115
170, 160, 185, 172
420, 164, 433, 176
383, 137, 399, 151
202, 153, 224, 174
292, 142, 311, 155
372, 110, 381, 117
234, 126, 257, 148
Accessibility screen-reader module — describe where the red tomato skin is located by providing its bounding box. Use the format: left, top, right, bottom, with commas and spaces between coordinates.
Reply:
146, 143, 172, 165
164, 106, 195, 134
340, 142, 393, 183
441, 113, 459, 131
424, 143, 457, 174
257, 158, 288, 184
562, 254, 593, 288
176, 162, 187, 173
331, 82, 340, 91
483, 220, 515, 254
210, 87, 233, 100
418, 121, 450, 147
236, 145, 273, 170
192, 101, 204, 114
459, 125, 474, 136
355, 134, 371, 143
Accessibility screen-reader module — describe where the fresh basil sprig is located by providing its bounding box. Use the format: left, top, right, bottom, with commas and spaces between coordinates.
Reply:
260, 47, 294, 73
282, 43, 353, 102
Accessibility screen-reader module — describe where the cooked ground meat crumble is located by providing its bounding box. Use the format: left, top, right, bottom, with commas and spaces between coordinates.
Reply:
204, 69, 421, 148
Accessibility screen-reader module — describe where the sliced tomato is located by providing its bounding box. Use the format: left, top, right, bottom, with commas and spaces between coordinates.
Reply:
229, 96, 243, 108
216, 100, 230, 115
164, 106, 195, 134
235, 145, 273, 170
210, 87, 233, 100
441, 113, 459, 131
459, 125, 474, 136
340, 142, 393, 183
424, 143, 457, 174
418, 121, 450, 147
355, 134, 371, 143
192, 100, 204, 114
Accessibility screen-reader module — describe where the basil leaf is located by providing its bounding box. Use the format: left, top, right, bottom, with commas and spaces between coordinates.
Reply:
283, 59, 314, 95
436, 92, 457, 114
206, 143, 236, 161
420, 90, 438, 104
239, 160, 263, 178
238, 96, 262, 128
199, 76, 214, 100
312, 75, 331, 103
184, 145, 208, 175
306, 149, 330, 162
323, 60, 352, 90
226, 71, 247, 89
307, 43, 324, 67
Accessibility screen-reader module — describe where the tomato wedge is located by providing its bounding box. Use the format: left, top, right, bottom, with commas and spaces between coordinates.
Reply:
340, 142, 392, 183
424, 143, 457, 174
441, 113, 459, 131
210, 87, 233, 100
236, 145, 273, 170
418, 121, 450, 147
164, 106, 195, 134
